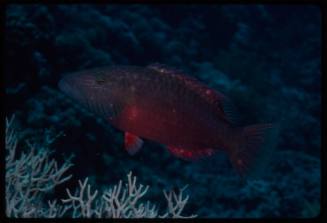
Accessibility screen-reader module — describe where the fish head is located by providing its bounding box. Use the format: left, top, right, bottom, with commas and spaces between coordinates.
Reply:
59, 69, 112, 103
58, 68, 124, 118
59, 71, 92, 101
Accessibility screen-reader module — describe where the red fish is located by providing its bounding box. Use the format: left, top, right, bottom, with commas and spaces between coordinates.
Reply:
59, 63, 273, 176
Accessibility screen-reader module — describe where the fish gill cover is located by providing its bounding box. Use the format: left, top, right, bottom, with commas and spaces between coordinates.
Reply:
4, 4, 321, 218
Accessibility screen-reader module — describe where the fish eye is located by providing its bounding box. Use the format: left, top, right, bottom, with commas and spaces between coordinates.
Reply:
95, 73, 106, 84
96, 78, 105, 84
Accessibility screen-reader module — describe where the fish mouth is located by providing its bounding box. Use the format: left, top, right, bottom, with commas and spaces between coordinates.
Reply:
58, 75, 83, 101
58, 77, 72, 95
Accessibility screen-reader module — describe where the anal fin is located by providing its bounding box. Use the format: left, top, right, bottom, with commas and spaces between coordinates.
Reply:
167, 146, 215, 160
124, 132, 143, 155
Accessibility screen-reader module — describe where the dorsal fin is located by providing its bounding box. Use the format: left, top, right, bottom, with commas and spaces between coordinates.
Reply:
147, 63, 239, 125
147, 63, 183, 75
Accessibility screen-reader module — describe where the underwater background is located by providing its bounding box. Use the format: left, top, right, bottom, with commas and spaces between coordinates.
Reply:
4, 4, 321, 218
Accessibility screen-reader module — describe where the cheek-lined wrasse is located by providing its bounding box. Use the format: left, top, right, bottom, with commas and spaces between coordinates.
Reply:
59, 63, 276, 177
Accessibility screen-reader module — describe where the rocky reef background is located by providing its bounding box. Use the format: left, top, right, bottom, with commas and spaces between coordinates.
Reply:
4, 4, 321, 218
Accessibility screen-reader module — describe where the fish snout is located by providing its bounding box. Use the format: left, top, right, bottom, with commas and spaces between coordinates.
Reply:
58, 73, 87, 102
58, 77, 70, 94
59, 76, 76, 97
58, 72, 104, 104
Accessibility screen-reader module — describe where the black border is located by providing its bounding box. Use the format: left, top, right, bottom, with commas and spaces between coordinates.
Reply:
1, 0, 325, 222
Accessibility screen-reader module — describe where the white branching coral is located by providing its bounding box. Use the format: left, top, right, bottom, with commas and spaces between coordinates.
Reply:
5, 115, 73, 218
5, 115, 197, 218
160, 185, 196, 218
62, 172, 197, 218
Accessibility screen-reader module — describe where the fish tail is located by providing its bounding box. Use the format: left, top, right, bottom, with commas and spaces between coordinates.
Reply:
229, 123, 279, 178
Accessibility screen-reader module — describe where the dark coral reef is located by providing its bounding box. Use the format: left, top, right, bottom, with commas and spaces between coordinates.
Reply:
5, 4, 321, 217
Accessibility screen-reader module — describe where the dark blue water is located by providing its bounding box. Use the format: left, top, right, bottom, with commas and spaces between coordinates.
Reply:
5, 4, 321, 218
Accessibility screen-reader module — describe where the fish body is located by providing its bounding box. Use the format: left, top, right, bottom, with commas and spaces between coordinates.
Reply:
59, 64, 273, 175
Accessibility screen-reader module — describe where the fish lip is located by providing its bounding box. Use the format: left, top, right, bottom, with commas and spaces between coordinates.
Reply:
58, 73, 93, 103
58, 75, 78, 99
58, 77, 70, 94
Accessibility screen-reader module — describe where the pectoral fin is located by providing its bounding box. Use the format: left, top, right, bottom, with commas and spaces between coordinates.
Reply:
124, 132, 143, 155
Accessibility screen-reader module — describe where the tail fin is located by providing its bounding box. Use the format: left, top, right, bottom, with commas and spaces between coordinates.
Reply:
229, 123, 279, 178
